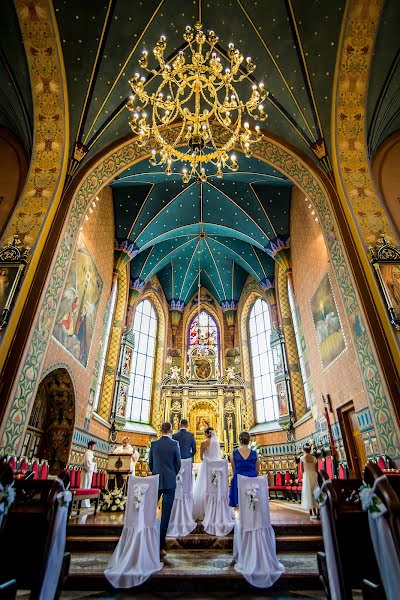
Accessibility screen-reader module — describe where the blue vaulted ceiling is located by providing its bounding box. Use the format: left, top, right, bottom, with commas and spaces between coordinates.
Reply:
111, 154, 292, 305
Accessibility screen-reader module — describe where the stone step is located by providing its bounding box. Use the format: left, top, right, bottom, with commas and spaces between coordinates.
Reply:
65, 549, 322, 592
66, 533, 323, 553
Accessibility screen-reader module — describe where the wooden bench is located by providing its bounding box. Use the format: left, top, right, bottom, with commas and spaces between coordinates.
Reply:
0, 479, 70, 600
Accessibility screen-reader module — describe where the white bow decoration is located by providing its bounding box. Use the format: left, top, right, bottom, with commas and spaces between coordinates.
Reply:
133, 483, 149, 510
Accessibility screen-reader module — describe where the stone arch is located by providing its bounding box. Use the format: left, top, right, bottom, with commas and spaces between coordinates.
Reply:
0, 128, 29, 238
30, 365, 75, 474
371, 130, 400, 238
2, 126, 399, 458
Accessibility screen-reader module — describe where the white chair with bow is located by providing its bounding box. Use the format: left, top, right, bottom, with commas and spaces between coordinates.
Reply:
167, 457, 196, 538
105, 474, 162, 588
203, 459, 234, 537
233, 475, 284, 588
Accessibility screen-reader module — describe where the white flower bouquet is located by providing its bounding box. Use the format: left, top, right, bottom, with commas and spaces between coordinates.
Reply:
359, 484, 387, 519
176, 473, 182, 485
133, 484, 148, 510
246, 485, 259, 511
211, 469, 221, 487
100, 484, 127, 512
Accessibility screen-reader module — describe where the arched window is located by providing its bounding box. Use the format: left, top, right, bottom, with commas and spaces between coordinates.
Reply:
94, 281, 118, 412
126, 299, 157, 423
249, 298, 279, 423
188, 310, 219, 362
287, 278, 311, 409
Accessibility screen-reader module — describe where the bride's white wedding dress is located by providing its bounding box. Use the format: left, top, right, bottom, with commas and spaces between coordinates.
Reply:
193, 431, 221, 520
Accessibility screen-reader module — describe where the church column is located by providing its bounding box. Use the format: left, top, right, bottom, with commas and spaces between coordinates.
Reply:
333, 0, 400, 419
265, 236, 307, 421
126, 276, 145, 329
0, 0, 69, 430
168, 298, 185, 348
97, 239, 136, 421
221, 300, 237, 347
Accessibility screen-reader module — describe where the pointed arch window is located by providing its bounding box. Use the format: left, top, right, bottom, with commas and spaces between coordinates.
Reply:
126, 299, 157, 423
249, 298, 279, 423
188, 310, 219, 362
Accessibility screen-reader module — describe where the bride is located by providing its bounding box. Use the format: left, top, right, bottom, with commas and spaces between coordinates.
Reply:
193, 427, 221, 520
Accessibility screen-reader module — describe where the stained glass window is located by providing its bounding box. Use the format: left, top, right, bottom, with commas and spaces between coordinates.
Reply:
127, 299, 157, 423
188, 310, 219, 361
249, 298, 279, 423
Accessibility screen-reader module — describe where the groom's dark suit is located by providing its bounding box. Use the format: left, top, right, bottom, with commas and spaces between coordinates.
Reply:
149, 435, 181, 549
172, 428, 196, 459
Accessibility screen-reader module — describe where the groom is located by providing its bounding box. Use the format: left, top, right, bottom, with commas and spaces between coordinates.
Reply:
172, 418, 196, 460
149, 422, 181, 555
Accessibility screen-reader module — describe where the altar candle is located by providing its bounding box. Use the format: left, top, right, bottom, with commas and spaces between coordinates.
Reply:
224, 430, 228, 453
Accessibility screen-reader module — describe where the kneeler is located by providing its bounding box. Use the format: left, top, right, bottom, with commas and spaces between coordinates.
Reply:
105, 474, 163, 588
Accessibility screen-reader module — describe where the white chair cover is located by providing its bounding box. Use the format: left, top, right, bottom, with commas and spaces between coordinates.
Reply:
39, 480, 72, 600
105, 475, 162, 588
202, 459, 234, 537
234, 475, 284, 588
167, 458, 196, 538
319, 478, 342, 600
361, 476, 400, 600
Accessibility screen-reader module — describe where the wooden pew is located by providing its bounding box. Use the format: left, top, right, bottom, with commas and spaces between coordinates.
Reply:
0, 479, 70, 600
317, 469, 381, 600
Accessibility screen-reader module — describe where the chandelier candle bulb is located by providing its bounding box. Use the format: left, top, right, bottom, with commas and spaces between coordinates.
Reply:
127, 21, 267, 182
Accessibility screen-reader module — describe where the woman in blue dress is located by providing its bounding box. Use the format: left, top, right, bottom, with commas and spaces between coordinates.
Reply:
229, 431, 260, 507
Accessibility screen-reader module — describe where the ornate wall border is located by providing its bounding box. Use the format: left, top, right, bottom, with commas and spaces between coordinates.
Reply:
0, 0, 69, 369
333, 0, 400, 376
1, 126, 399, 457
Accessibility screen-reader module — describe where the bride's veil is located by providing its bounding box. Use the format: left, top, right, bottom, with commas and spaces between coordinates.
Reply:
207, 430, 222, 460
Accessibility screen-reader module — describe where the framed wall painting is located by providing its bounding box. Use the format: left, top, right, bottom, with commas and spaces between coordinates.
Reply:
53, 234, 103, 367
369, 237, 400, 330
0, 236, 30, 331
310, 272, 346, 371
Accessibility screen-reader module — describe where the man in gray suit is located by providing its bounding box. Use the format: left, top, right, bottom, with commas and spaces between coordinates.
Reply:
172, 418, 196, 460
149, 421, 181, 554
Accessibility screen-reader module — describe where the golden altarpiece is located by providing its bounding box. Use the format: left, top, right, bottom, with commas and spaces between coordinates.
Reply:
161, 347, 245, 460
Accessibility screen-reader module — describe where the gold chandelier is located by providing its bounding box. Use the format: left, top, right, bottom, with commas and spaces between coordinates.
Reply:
127, 22, 268, 183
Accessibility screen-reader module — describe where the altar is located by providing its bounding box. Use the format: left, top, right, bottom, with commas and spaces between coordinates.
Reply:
162, 348, 245, 461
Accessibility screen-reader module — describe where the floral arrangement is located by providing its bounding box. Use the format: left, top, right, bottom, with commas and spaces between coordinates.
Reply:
359, 484, 387, 519
249, 440, 259, 452
0, 481, 16, 526
100, 485, 127, 512
133, 483, 148, 510
246, 485, 259, 511
211, 468, 221, 487
176, 473, 182, 485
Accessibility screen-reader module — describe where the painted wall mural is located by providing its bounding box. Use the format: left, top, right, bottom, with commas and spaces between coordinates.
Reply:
53, 235, 103, 367
310, 273, 346, 370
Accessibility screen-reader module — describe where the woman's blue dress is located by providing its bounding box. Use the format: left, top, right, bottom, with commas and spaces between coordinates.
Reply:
229, 448, 258, 507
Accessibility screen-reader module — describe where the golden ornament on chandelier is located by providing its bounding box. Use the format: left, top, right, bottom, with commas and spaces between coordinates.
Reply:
127, 21, 268, 183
